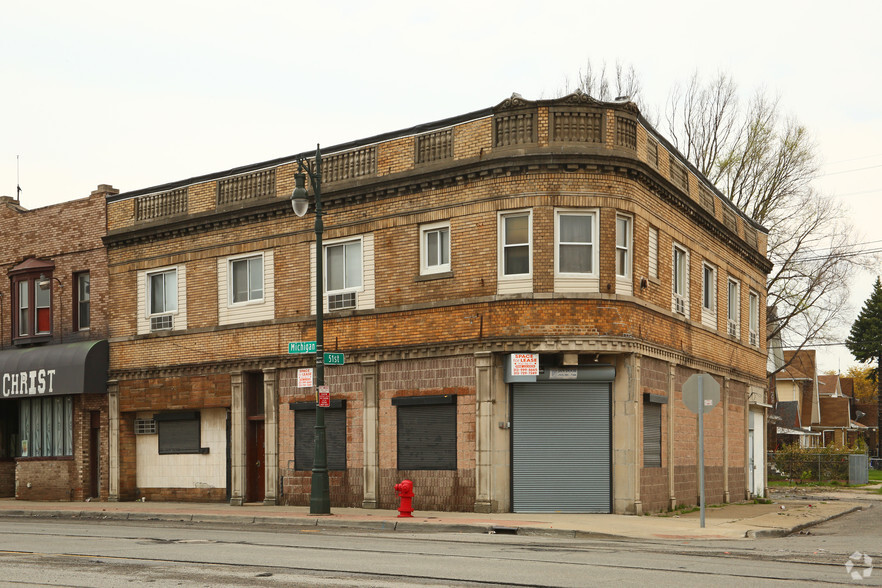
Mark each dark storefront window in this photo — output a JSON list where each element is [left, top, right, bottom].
[[155, 411, 205, 454], [16, 396, 73, 457], [292, 401, 346, 471], [394, 395, 457, 470]]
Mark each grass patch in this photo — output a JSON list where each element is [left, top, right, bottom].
[[868, 469, 882, 483]]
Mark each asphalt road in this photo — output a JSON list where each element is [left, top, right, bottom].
[[0, 501, 879, 587]]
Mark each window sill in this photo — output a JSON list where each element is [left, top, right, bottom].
[[13, 335, 52, 347], [415, 271, 454, 282]]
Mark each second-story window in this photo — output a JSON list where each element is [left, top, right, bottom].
[[749, 290, 760, 347], [148, 269, 177, 331], [18, 280, 30, 337], [325, 239, 362, 311], [615, 215, 632, 279], [11, 268, 55, 342], [556, 211, 595, 275], [501, 211, 531, 277], [420, 221, 450, 275], [701, 262, 717, 329], [230, 255, 264, 304], [74, 272, 90, 331], [727, 278, 741, 338], [672, 244, 689, 315]]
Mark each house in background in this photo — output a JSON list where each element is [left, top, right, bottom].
[[771, 349, 821, 448]]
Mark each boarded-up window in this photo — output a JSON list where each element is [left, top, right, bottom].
[[292, 401, 346, 471], [156, 411, 203, 455], [394, 395, 456, 470], [643, 397, 663, 468]]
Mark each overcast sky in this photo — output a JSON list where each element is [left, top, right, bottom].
[[2, 1, 880, 373]]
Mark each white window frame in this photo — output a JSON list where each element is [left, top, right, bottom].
[[672, 244, 688, 315], [324, 236, 364, 305], [701, 262, 717, 329], [420, 221, 451, 275], [616, 213, 633, 295], [147, 268, 178, 317], [615, 214, 632, 280], [498, 210, 532, 279], [555, 209, 597, 277], [727, 277, 741, 338], [228, 253, 264, 306], [749, 290, 760, 347]]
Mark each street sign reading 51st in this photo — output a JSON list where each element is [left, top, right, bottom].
[[288, 341, 317, 354]]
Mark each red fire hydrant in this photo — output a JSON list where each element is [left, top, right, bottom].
[[394, 479, 414, 518]]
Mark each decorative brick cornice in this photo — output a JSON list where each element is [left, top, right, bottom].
[[104, 148, 770, 272], [109, 334, 761, 387]]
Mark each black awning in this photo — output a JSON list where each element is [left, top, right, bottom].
[[0, 340, 108, 399]]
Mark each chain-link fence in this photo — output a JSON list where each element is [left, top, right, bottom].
[[768, 451, 868, 484]]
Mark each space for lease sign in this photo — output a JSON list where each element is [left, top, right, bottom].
[[510, 353, 539, 376]]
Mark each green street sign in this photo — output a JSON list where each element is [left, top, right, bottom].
[[324, 352, 345, 365], [288, 341, 317, 354]]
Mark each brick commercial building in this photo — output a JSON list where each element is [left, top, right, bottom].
[[103, 92, 771, 513], [0, 187, 113, 501]]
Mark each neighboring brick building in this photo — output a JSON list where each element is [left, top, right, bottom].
[[103, 92, 771, 513], [0, 187, 113, 501]]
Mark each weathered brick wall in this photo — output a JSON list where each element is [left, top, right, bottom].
[[0, 189, 110, 347], [640, 356, 670, 511], [377, 356, 476, 511], [279, 363, 365, 507], [118, 374, 231, 413], [0, 461, 14, 497], [15, 459, 74, 500]]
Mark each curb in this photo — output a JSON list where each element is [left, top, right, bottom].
[[745, 504, 864, 538]]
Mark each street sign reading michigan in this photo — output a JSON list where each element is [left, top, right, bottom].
[[288, 341, 317, 354]]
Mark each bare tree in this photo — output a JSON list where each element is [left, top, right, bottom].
[[560, 65, 867, 374], [559, 60, 647, 112], [664, 74, 865, 373]]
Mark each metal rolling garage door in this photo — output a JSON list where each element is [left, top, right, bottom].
[[512, 382, 611, 513]]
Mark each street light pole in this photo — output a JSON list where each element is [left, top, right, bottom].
[[291, 144, 330, 515]]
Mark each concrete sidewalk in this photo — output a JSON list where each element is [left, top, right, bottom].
[[0, 494, 866, 541]]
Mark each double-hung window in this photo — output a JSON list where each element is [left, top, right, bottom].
[[615, 215, 632, 279], [75, 272, 90, 331], [326, 239, 362, 311], [420, 221, 450, 275], [556, 211, 595, 275], [749, 290, 760, 347], [148, 269, 177, 331], [18, 280, 30, 337], [501, 212, 530, 276], [10, 263, 56, 342], [498, 210, 532, 294], [230, 255, 263, 304], [672, 245, 688, 315], [727, 278, 740, 338], [615, 214, 633, 294], [701, 262, 716, 328]]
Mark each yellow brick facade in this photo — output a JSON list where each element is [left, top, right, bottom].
[[103, 93, 771, 512]]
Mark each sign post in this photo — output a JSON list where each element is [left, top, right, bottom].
[[682, 373, 720, 528]]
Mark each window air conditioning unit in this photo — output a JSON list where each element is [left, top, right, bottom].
[[328, 292, 356, 311], [135, 419, 157, 435], [727, 321, 737, 337], [150, 314, 174, 331], [749, 332, 758, 346], [674, 297, 685, 315]]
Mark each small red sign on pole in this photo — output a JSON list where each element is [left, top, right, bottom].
[[317, 385, 330, 408]]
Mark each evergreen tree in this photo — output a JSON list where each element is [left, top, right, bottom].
[[846, 277, 882, 455]]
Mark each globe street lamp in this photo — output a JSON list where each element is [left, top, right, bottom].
[[291, 144, 330, 515]]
